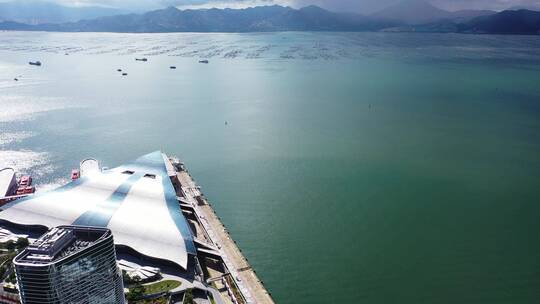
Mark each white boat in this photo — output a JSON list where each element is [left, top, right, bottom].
[[0, 168, 17, 198]]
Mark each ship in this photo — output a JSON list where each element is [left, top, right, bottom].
[[0, 168, 17, 199]]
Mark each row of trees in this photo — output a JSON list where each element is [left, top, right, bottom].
[[125, 275, 146, 302], [0, 238, 30, 292]]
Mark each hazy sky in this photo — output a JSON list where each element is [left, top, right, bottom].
[[19, 0, 540, 13]]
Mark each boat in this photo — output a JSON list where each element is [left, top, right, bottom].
[[29, 61, 41, 66], [199, 60, 209, 64], [15, 187, 24, 195], [135, 58, 148, 62], [16, 185, 35, 195], [19, 175, 32, 186], [14, 175, 35, 196], [0, 168, 17, 198], [170, 66, 177, 69], [71, 169, 80, 181], [117, 69, 122, 72], [26, 186, 35, 194]]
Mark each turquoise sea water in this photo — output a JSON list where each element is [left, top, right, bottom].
[[1, 32, 540, 303]]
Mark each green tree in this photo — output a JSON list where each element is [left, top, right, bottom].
[[122, 270, 132, 284], [6, 269, 17, 284], [5, 241, 15, 251], [15, 238, 29, 249], [183, 289, 193, 304], [0, 265, 8, 280], [126, 276, 145, 302]]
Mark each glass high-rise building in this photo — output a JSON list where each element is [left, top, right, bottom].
[[13, 226, 125, 304]]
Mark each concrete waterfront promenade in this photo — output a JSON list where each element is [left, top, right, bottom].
[[170, 157, 275, 304]]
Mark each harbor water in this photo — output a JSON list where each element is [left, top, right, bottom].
[[1, 31, 540, 303]]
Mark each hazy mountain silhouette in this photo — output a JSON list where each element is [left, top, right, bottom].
[[448, 10, 497, 22], [0, 0, 124, 24], [371, 0, 494, 24], [0, 5, 398, 32], [0, 3, 538, 35], [508, 4, 540, 12], [459, 9, 540, 34], [372, 0, 451, 24]]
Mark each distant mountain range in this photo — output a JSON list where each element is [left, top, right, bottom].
[[0, 0, 125, 24], [371, 0, 495, 24], [0, 5, 399, 32], [459, 9, 540, 35], [0, 0, 539, 35]]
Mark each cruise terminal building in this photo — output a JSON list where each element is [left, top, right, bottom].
[[0, 152, 196, 270]]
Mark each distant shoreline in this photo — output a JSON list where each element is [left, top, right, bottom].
[[1, 29, 539, 36]]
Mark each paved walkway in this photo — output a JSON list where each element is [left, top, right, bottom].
[[148, 273, 226, 304]]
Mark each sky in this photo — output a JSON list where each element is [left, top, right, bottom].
[[10, 0, 540, 13]]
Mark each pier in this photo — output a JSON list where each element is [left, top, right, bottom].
[[1, 153, 275, 304], [168, 156, 275, 304]]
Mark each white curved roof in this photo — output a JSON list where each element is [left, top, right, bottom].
[[0, 152, 195, 269], [80, 158, 100, 176]]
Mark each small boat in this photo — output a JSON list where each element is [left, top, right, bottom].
[[25, 186, 35, 194], [19, 175, 32, 186], [0, 168, 17, 198], [15, 187, 24, 195], [29, 61, 41, 66], [135, 58, 148, 62], [117, 69, 122, 72], [199, 60, 209, 64], [170, 66, 177, 69], [71, 169, 80, 181], [16, 185, 35, 195], [14, 78, 18, 81], [122, 73, 128, 76]]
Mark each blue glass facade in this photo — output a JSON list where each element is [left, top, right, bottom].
[[14, 226, 125, 304]]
